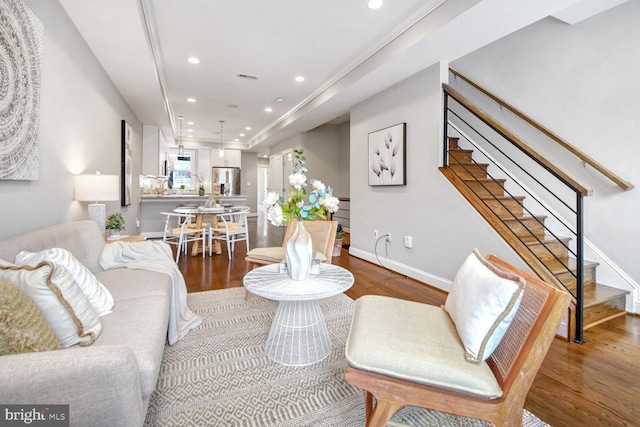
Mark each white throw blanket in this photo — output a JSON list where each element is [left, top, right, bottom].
[[99, 240, 203, 345]]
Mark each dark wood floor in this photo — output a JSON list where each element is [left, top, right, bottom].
[[176, 216, 639, 427]]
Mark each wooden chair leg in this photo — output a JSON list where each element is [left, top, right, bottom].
[[366, 396, 402, 427], [365, 391, 374, 424]]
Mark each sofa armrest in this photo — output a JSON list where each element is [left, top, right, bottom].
[[0, 346, 145, 427]]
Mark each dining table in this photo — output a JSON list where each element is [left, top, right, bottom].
[[173, 206, 226, 256]]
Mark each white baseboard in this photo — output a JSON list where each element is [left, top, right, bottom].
[[348, 247, 453, 293]]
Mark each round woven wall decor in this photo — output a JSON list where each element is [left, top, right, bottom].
[[0, 0, 43, 180]]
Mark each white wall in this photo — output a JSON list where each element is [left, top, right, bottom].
[[349, 65, 518, 291], [241, 152, 258, 213], [301, 124, 342, 196], [450, 1, 639, 306], [267, 124, 348, 201], [0, 0, 142, 240], [337, 121, 351, 199]]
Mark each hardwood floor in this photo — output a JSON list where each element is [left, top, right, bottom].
[[175, 216, 639, 427]]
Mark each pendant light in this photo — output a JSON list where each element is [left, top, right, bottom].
[[218, 120, 225, 158], [177, 116, 185, 155]]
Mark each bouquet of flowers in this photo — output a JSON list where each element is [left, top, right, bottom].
[[263, 149, 339, 226], [194, 172, 205, 190]]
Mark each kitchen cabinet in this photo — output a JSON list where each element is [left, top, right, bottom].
[[142, 125, 167, 175], [212, 149, 241, 168]]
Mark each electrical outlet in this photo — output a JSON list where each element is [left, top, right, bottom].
[[404, 235, 413, 248], [136, 218, 140, 228], [373, 229, 379, 239], [386, 232, 391, 242]]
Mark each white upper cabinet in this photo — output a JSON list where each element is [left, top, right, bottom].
[[142, 125, 167, 175], [212, 149, 241, 167]]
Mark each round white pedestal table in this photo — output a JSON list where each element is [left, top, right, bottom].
[[243, 263, 354, 366]]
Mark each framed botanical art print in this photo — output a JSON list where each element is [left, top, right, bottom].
[[368, 123, 406, 186], [121, 120, 133, 206]]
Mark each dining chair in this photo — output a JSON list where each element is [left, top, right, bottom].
[[160, 211, 207, 262], [245, 220, 338, 269], [208, 208, 250, 259], [244, 220, 338, 300], [344, 252, 571, 427]]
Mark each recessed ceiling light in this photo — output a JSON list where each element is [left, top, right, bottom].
[[275, 97, 285, 102], [187, 121, 194, 125], [188, 57, 200, 64], [265, 107, 273, 112], [234, 138, 239, 142], [187, 98, 196, 103], [187, 129, 193, 133], [177, 116, 184, 120], [367, 0, 383, 9], [295, 76, 305, 82], [245, 126, 252, 131], [263, 154, 268, 158], [239, 133, 245, 137]]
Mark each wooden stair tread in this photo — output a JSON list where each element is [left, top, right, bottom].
[[461, 177, 506, 184], [480, 195, 525, 202], [502, 214, 547, 222], [584, 282, 630, 307], [521, 234, 571, 245], [546, 257, 599, 274]]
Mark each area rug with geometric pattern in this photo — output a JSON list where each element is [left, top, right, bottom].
[[144, 287, 550, 427]]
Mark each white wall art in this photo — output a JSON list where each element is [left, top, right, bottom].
[[368, 123, 406, 186], [121, 120, 133, 206], [0, 0, 43, 180]]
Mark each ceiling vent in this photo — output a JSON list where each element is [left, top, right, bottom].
[[237, 73, 259, 81]]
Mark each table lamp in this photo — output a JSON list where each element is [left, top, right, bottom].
[[74, 172, 119, 231]]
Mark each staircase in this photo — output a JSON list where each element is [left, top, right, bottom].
[[441, 136, 629, 340]]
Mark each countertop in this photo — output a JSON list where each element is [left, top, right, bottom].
[[140, 194, 247, 201]]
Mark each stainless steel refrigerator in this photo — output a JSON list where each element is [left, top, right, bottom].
[[212, 167, 241, 196]]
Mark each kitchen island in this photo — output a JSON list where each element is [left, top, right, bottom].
[[140, 194, 248, 238]]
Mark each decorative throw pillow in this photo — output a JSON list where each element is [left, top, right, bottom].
[[0, 260, 101, 348], [0, 279, 61, 355], [15, 248, 114, 316], [444, 249, 525, 363]]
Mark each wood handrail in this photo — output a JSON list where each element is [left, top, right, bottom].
[[449, 68, 634, 191], [443, 83, 592, 197]]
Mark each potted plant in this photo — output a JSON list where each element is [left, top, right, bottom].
[[332, 224, 344, 257], [195, 173, 206, 196], [105, 212, 125, 238]]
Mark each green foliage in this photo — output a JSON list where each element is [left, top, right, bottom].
[[105, 212, 125, 232]]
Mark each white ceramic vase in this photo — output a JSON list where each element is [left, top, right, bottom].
[[285, 220, 313, 281]]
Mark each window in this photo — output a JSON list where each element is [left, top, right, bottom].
[[167, 148, 196, 189]]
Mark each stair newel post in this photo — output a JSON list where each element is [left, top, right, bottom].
[[574, 193, 585, 343]]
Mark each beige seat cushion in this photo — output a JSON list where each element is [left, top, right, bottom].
[[345, 295, 502, 399], [246, 247, 326, 263]]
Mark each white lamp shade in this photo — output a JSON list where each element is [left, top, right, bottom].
[[74, 173, 119, 202]]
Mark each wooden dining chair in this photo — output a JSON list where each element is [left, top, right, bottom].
[[244, 220, 338, 299], [160, 212, 206, 262], [344, 253, 571, 427], [208, 208, 250, 259], [245, 220, 338, 269]]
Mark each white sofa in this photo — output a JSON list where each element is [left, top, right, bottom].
[[0, 221, 172, 427]]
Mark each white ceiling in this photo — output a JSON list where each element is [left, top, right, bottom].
[[58, 0, 621, 156]]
